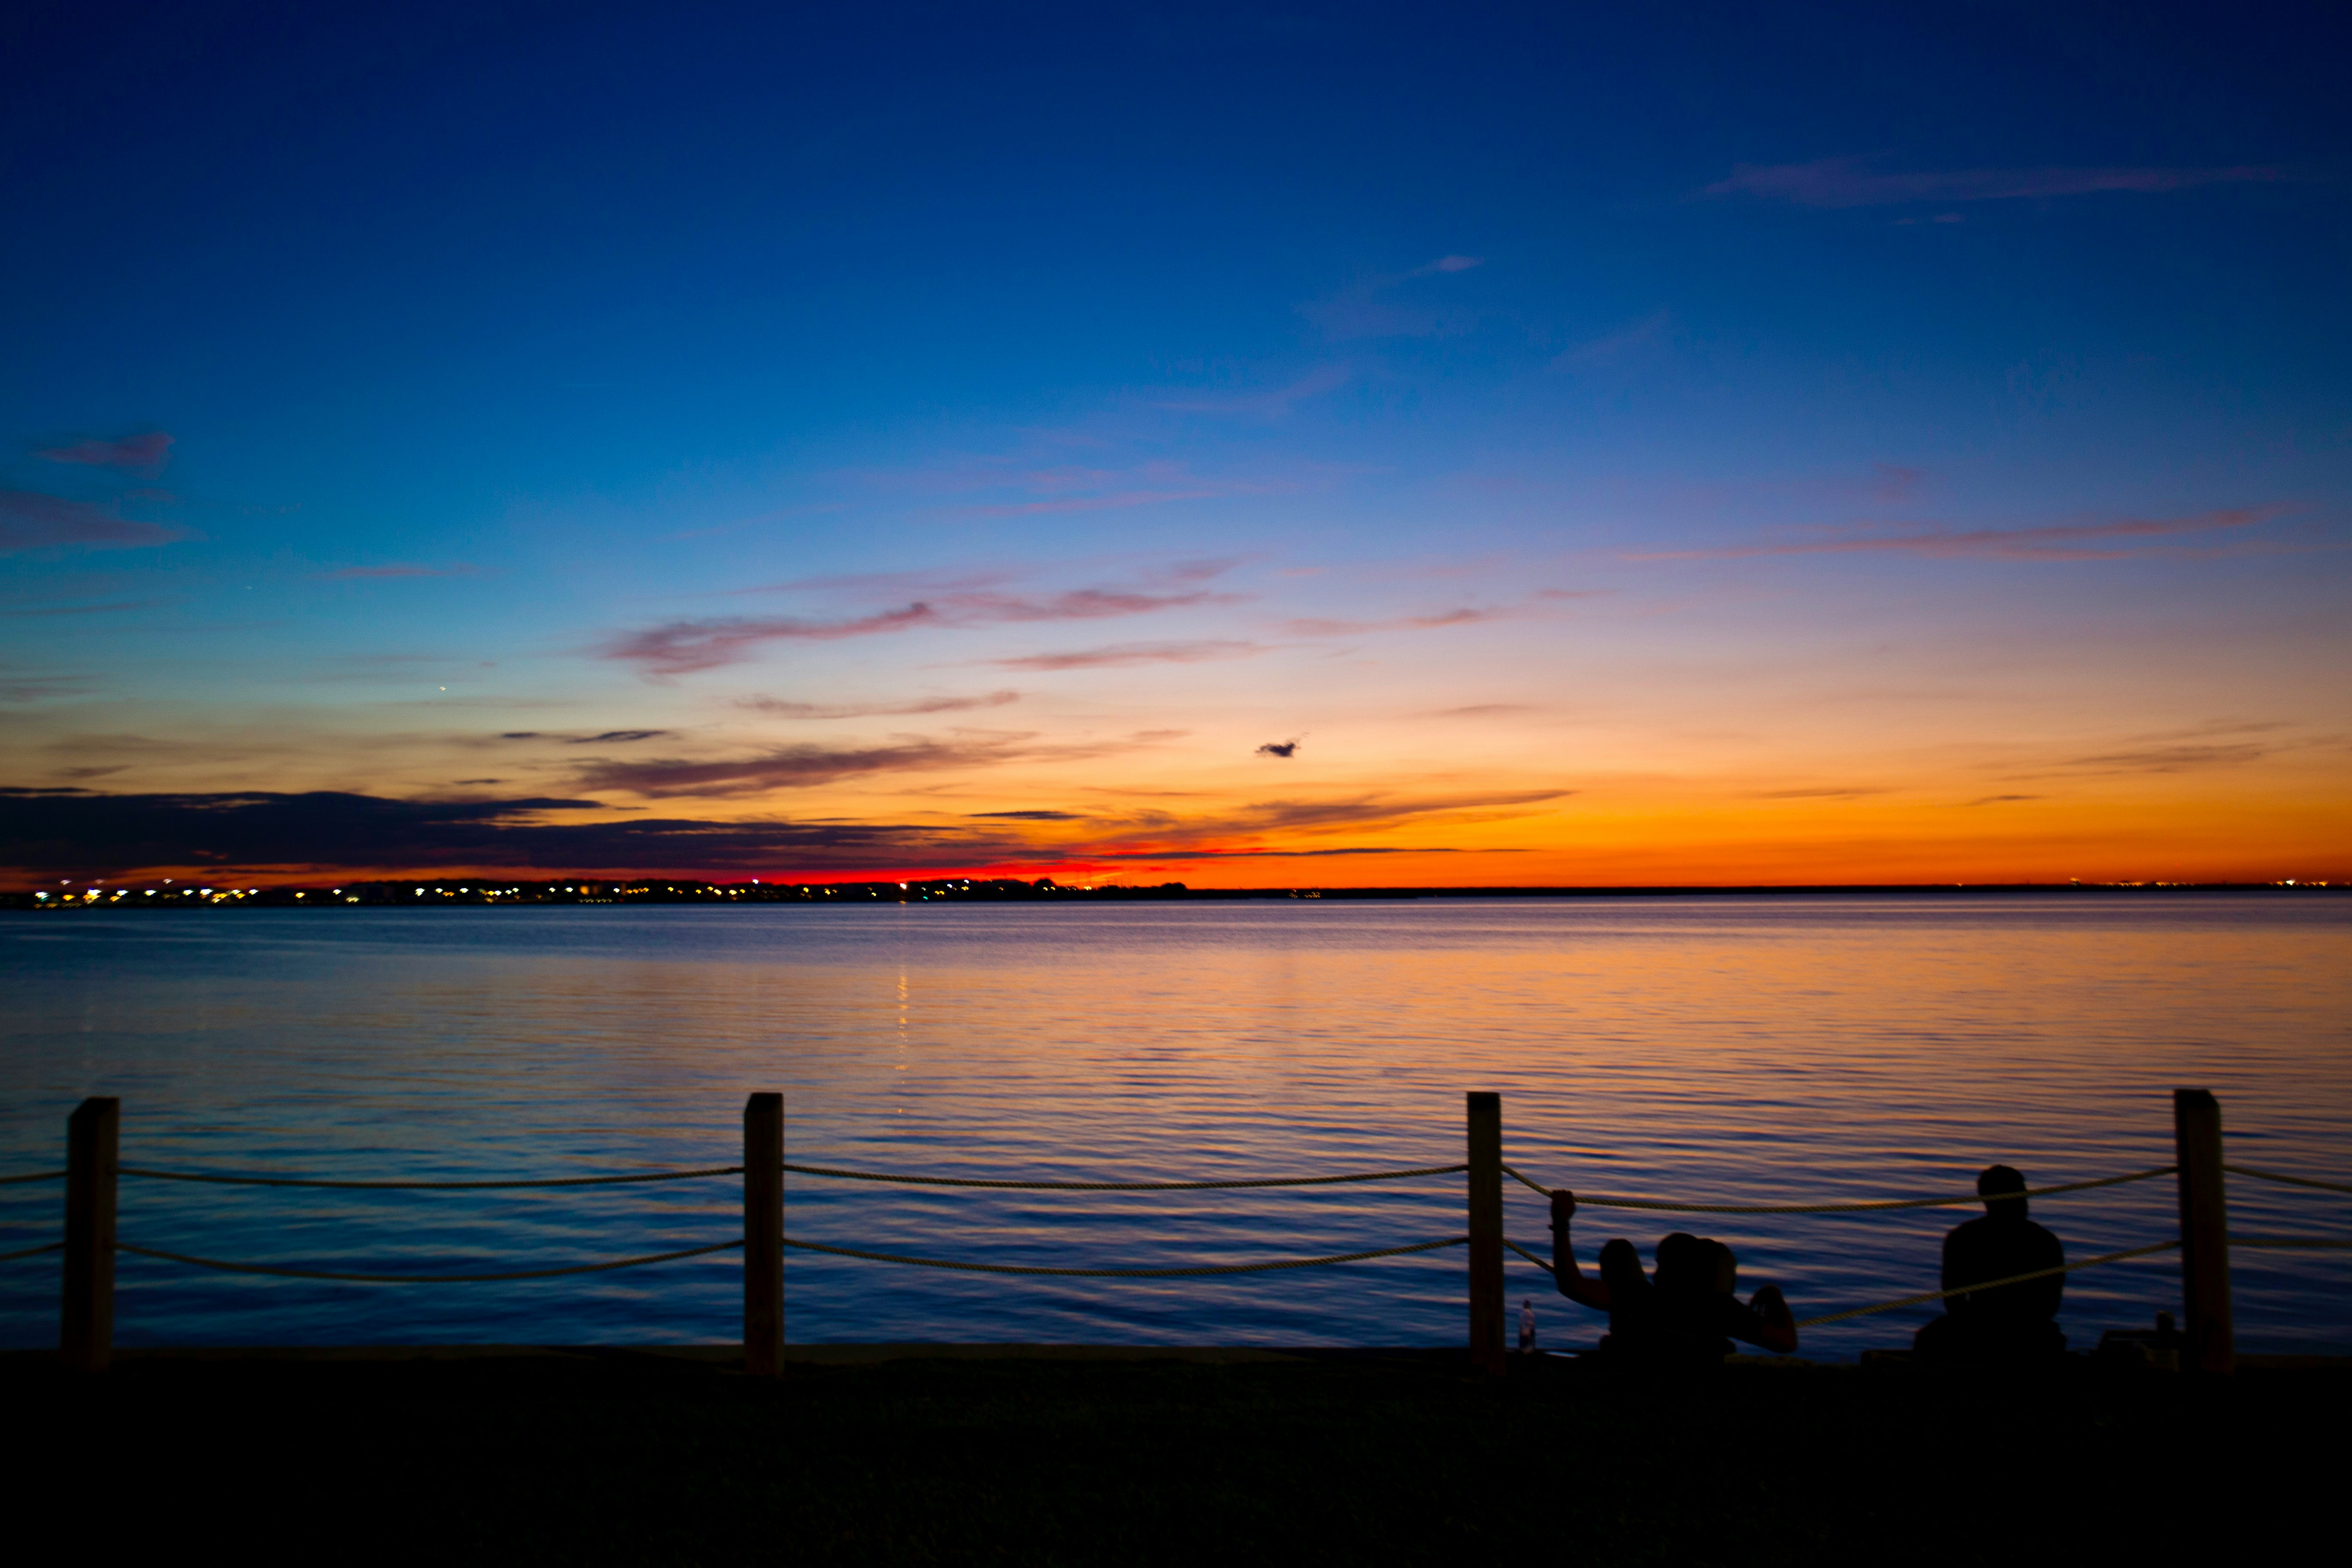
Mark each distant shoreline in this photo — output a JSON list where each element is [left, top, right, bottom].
[[6, 877, 2342, 910]]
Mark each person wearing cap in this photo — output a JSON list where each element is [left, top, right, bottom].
[[1913, 1164, 2067, 1360]]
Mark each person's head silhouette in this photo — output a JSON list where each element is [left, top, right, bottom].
[[1978, 1164, 2028, 1221], [1654, 1231, 1714, 1293]]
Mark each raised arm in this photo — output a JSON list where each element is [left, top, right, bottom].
[[1724, 1284, 1798, 1354], [1549, 1190, 1611, 1311]]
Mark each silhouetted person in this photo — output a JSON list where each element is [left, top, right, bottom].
[[1913, 1164, 2066, 1361], [1548, 1189, 1796, 1365]]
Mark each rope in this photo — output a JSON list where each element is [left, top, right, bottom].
[[1505, 1238, 1556, 1274], [117, 1163, 743, 1191], [2226, 1164, 2352, 1196], [2230, 1235, 2352, 1249], [1498, 1162, 2175, 1215], [1792, 1240, 2182, 1327], [782, 1233, 1471, 1277], [0, 1240, 64, 1263], [781, 1161, 1469, 1192], [0, 1170, 67, 1187], [116, 1238, 741, 1283]]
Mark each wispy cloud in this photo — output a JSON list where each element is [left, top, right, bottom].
[[2060, 743, 2271, 773], [739, 690, 1021, 719], [1626, 506, 2283, 563], [968, 809, 1080, 821], [313, 563, 480, 580], [606, 573, 1245, 678], [1550, 309, 1671, 371], [570, 733, 1129, 799], [0, 597, 179, 618], [35, 432, 173, 474], [1284, 607, 1504, 637], [1752, 787, 1892, 799], [1704, 157, 2284, 209], [1154, 365, 1354, 418], [990, 640, 1262, 671], [0, 490, 189, 554]]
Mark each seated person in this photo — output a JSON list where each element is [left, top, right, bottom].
[[1913, 1164, 2067, 1360], [1548, 1189, 1797, 1365]]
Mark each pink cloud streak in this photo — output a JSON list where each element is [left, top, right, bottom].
[[1705, 158, 2283, 208]]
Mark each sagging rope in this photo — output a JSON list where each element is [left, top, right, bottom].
[[116, 1237, 742, 1283], [1793, 1240, 2184, 1326], [116, 1163, 744, 1191], [0, 1240, 64, 1263], [2226, 1164, 2352, 1195], [1497, 1161, 2175, 1214], [0, 1170, 66, 1187], [781, 1161, 1469, 1191], [783, 1234, 1471, 1277], [1498, 1236, 2189, 1329]]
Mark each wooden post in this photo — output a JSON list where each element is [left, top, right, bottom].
[[2174, 1087, 2233, 1375], [744, 1092, 784, 1375], [1467, 1091, 1504, 1375], [61, 1096, 119, 1373]]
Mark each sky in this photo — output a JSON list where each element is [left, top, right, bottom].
[[3, 0, 2348, 887]]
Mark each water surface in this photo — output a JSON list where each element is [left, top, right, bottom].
[[4, 895, 2347, 1357]]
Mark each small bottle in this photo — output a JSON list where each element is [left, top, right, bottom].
[[1518, 1298, 1537, 1354]]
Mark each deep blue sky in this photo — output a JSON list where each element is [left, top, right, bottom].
[[4, 2, 2347, 884]]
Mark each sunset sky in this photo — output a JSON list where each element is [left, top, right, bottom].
[[4, 2, 2347, 886]]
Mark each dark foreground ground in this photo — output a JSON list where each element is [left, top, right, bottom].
[[4, 1346, 2342, 1566]]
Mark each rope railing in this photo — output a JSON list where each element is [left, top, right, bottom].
[[1496, 1161, 2176, 1214], [113, 1237, 744, 1283], [2225, 1164, 2352, 1196], [116, 1163, 744, 1190], [14, 1091, 2345, 1371], [1791, 1240, 2186, 1328], [780, 1160, 1468, 1191], [782, 1234, 1471, 1277]]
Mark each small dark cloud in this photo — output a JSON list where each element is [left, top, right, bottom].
[[967, 810, 1081, 821], [1964, 794, 2043, 805], [567, 730, 671, 745], [499, 732, 542, 740], [451, 778, 505, 785], [1430, 704, 1536, 718], [1, 490, 189, 554], [1256, 740, 1302, 758], [36, 432, 173, 474]]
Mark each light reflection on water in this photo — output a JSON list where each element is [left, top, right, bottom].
[[3, 895, 2347, 1358]]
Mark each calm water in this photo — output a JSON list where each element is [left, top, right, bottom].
[[3, 896, 2348, 1358]]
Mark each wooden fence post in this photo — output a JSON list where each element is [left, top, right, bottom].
[[745, 1092, 784, 1375], [1467, 1091, 1504, 1375], [2173, 1087, 2233, 1375], [61, 1096, 119, 1373]]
